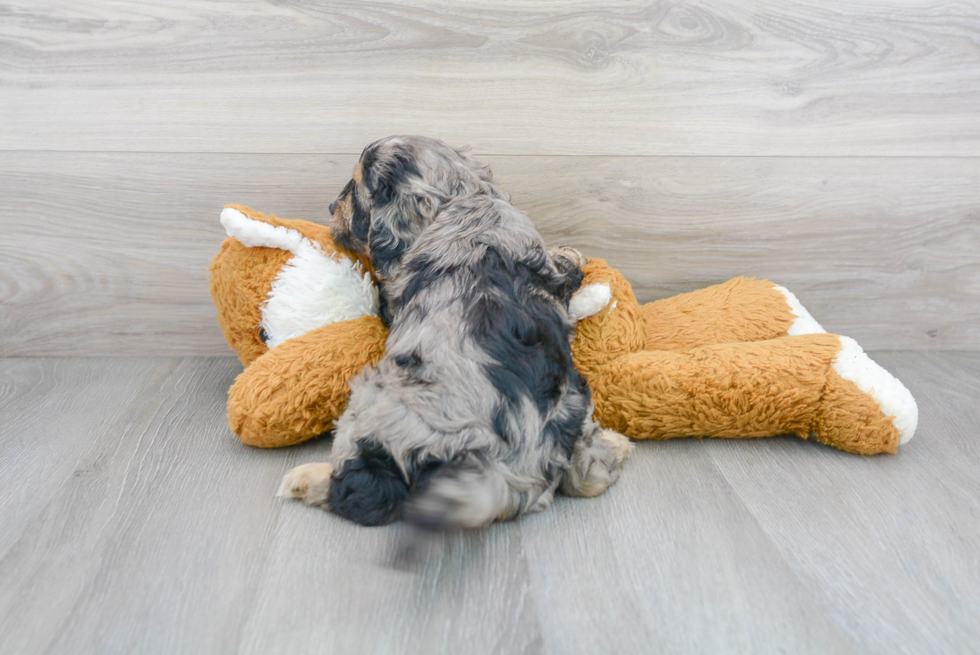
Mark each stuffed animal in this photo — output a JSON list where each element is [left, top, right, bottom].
[[209, 205, 917, 455]]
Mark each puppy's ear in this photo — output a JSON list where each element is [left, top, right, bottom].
[[371, 186, 444, 262], [360, 143, 403, 207], [369, 190, 445, 277]]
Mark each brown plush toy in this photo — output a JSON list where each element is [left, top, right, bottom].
[[210, 205, 917, 455]]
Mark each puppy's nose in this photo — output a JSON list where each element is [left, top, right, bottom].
[[329, 202, 336, 214]]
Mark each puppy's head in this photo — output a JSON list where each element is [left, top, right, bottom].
[[329, 136, 495, 276]]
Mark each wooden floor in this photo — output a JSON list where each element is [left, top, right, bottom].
[[1, 351, 977, 654]]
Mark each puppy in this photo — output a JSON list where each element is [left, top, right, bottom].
[[279, 136, 630, 528]]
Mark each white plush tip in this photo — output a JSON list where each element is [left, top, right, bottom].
[[569, 283, 613, 321], [773, 284, 826, 335], [220, 207, 318, 256], [832, 336, 919, 444]]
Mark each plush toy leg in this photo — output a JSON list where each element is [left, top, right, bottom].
[[572, 259, 649, 370], [572, 261, 824, 365], [641, 277, 825, 351], [227, 315, 387, 448], [587, 333, 916, 455]]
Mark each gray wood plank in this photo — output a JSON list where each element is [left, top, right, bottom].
[[0, 356, 274, 654], [1, 152, 977, 355], [1, 1, 978, 156], [702, 351, 980, 653], [519, 449, 857, 654], [238, 512, 542, 655], [0, 353, 978, 654], [0, 357, 173, 561]]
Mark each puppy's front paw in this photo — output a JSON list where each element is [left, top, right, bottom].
[[277, 462, 335, 505]]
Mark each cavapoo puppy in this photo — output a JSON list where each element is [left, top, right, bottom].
[[279, 135, 630, 528]]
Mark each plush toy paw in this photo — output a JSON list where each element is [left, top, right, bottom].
[[569, 283, 613, 322], [814, 337, 919, 454], [277, 462, 335, 505]]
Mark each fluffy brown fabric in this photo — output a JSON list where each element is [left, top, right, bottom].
[[641, 276, 795, 351], [571, 261, 900, 455], [227, 316, 386, 448]]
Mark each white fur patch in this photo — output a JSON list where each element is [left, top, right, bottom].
[[773, 285, 826, 335], [220, 207, 379, 348], [569, 283, 612, 321], [832, 336, 919, 444]]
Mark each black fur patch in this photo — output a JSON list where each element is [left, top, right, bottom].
[[465, 246, 586, 440], [360, 144, 379, 176], [369, 227, 410, 278], [332, 226, 359, 255], [362, 146, 428, 277], [327, 439, 409, 526], [491, 404, 516, 445], [406, 454, 449, 495], [551, 255, 586, 306], [376, 288, 393, 328], [350, 185, 371, 243], [393, 348, 431, 386], [541, 372, 591, 459], [393, 348, 422, 369]]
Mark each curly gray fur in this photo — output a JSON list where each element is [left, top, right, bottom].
[[284, 136, 630, 529]]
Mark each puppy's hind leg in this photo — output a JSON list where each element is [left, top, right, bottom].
[[560, 419, 632, 498], [277, 462, 335, 506]]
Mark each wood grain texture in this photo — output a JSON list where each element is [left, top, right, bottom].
[[0, 353, 977, 654], [1, 1, 979, 155], [1, 152, 977, 355]]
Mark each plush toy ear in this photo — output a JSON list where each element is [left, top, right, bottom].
[[221, 205, 328, 254]]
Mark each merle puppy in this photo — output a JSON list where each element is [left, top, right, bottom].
[[278, 136, 630, 528]]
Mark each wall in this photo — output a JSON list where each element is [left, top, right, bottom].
[[1, 0, 978, 355]]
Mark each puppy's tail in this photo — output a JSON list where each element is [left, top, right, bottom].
[[403, 455, 513, 530]]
